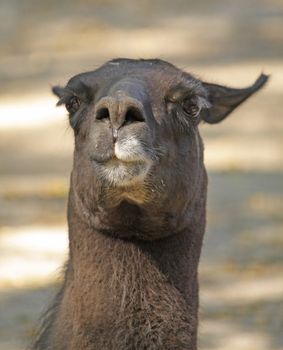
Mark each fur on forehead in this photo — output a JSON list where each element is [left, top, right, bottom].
[[102, 59, 210, 103], [54, 59, 209, 102], [65, 58, 202, 90], [106, 58, 179, 70]]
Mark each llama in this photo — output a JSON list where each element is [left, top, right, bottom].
[[31, 59, 268, 350]]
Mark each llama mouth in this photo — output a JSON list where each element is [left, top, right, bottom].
[[91, 157, 151, 186], [91, 155, 145, 165]]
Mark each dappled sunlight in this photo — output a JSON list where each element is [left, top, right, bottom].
[[0, 96, 65, 129], [1, 0, 282, 348], [200, 320, 270, 350], [199, 279, 283, 349], [201, 274, 283, 305], [0, 226, 67, 287]]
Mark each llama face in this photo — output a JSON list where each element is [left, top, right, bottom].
[[53, 59, 268, 212], [54, 59, 208, 206]]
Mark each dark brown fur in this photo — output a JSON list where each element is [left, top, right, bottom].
[[30, 59, 268, 350]]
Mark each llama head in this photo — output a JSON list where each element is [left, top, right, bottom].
[[53, 59, 268, 236]]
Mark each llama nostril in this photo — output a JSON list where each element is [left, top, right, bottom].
[[124, 107, 145, 125], [96, 107, 110, 120]]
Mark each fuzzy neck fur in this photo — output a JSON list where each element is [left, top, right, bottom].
[[34, 171, 207, 350]]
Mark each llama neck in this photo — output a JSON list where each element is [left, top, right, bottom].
[[57, 198, 206, 349], [70, 215, 205, 298], [67, 197, 206, 305]]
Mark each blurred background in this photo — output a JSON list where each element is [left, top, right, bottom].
[[0, 0, 282, 349]]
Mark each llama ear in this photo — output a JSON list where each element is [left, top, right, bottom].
[[52, 86, 68, 106], [52, 86, 65, 98], [201, 74, 269, 124]]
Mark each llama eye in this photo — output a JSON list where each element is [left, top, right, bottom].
[[182, 98, 200, 118], [66, 96, 81, 114]]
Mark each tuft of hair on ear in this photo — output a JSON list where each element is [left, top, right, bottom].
[[197, 96, 211, 110], [201, 73, 270, 124]]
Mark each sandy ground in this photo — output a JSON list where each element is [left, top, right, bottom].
[[0, 0, 283, 349]]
